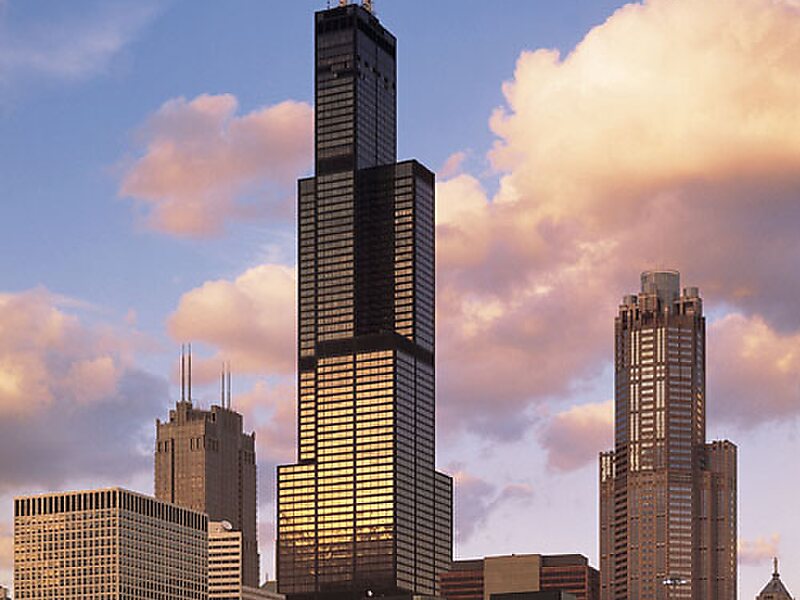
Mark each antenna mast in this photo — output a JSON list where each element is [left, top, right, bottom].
[[180, 344, 185, 402]]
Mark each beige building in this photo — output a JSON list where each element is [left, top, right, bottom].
[[209, 521, 284, 600], [0, 585, 9, 599], [156, 399, 258, 587], [13, 488, 207, 600]]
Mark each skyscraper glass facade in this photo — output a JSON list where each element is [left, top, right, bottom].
[[278, 5, 452, 599], [599, 271, 736, 600]]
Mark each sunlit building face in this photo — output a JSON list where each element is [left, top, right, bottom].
[[599, 271, 737, 600], [277, 4, 452, 599]]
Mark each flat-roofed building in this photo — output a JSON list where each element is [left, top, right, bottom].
[[14, 488, 207, 600], [442, 555, 598, 600], [209, 521, 284, 600]]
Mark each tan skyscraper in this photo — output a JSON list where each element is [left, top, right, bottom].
[[156, 368, 259, 588], [14, 488, 207, 600], [599, 270, 737, 600]]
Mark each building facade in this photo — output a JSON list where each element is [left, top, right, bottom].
[[156, 400, 259, 587], [756, 558, 794, 600], [209, 521, 283, 600], [599, 270, 737, 600], [13, 488, 207, 600], [276, 2, 452, 599], [441, 555, 598, 600]]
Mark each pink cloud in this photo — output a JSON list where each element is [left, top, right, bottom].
[[739, 534, 781, 566], [163, 0, 800, 443], [540, 401, 613, 472], [432, 0, 800, 437], [120, 94, 312, 237], [0, 522, 10, 573], [709, 314, 800, 426], [439, 151, 467, 179], [168, 264, 295, 379], [0, 288, 167, 494], [451, 467, 533, 543]]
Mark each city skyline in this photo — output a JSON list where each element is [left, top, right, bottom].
[[2, 1, 800, 598]]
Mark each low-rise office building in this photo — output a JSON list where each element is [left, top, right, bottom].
[[441, 554, 598, 600], [14, 488, 207, 600]]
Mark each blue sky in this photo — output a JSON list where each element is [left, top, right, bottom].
[[2, 1, 800, 598]]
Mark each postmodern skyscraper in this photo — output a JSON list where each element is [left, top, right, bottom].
[[155, 368, 259, 588], [277, 2, 453, 598], [599, 270, 737, 600]]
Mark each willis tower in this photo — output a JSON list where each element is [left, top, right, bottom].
[[277, 2, 453, 599]]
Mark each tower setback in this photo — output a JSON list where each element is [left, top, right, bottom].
[[276, 4, 453, 599]]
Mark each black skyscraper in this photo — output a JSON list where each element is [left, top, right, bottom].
[[277, 3, 453, 600]]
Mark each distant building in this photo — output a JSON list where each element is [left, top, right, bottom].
[[441, 555, 598, 600], [156, 393, 259, 587], [756, 558, 794, 600], [0, 584, 9, 599], [599, 271, 737, 600], [14, 488, 207, 599], [209, 521, 284, 600], [492, 593, 576, 600]]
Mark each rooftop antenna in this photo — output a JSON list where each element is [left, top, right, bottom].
[[180, 344, 185, 402], [220, 362, 226, 408], [187, 343, 192, 405], [226, 362, 232, 410]]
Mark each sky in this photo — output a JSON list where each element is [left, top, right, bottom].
[[1, 0, 799, 597]]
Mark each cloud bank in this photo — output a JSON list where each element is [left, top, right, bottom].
[[0, 288, 164, 494], [163, 0, 800, 453], [121, 94, 313, 237]]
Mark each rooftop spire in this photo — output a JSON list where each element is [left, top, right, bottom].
[[774, 556, 779, 577]]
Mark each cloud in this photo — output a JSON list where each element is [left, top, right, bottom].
[[0, 0, 158, 86], [739, 534, 781, 566], [451, 467, 533, 544], [432, 0, 800, 437], [168, 264, 295, 378], [0, 522, 10, 573], [120, 94, 313, 237], [159, 0, 800, 444], [709, 314, 800, 426], [540, 400, 613, 472], [0, 288, 165, 494], [439, 151, 467, 180]]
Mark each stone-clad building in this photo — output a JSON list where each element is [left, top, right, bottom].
[[155, 399, 259, 587]]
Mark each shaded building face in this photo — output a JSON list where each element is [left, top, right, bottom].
[[277, 4, 452, 600], [599, 271, 737, 600]]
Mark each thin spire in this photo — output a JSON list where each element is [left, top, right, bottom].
[[226, 362, 232, 410], [180, 344, 185, 402], [187, 343, 192, 404], [773, 556, 779, 577], [221, 362, 226, 408]]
